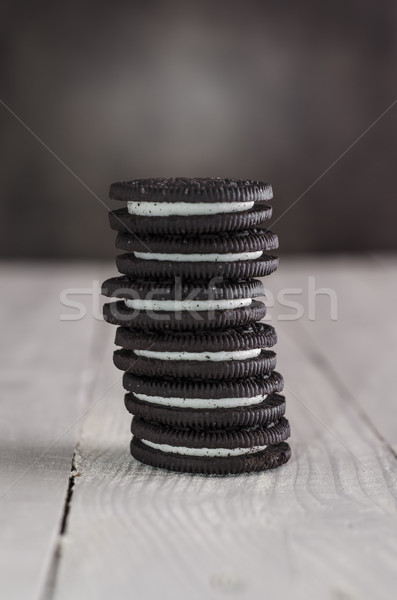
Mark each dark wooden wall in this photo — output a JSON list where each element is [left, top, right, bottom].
[[1, 0, 396, 258]]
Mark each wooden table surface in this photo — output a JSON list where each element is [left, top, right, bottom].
[[1, 257, 397, 600]]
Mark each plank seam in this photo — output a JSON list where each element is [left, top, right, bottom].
[[39, 266, 111, 600], [60, 451, 79, 535]]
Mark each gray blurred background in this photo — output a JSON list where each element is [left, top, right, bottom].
[[1, 0, 396, 259]]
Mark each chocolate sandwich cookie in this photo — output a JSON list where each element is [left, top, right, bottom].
[[125, 392, 286, 429], [116, 237, 278, 280], [123, 371, 284, 428], [113, 323, 277, 380], [109, 177, 273, 235], [114, 228, 278, 280], [116, 251, 278, 280], [102, 276, 267, 331], [130, 416, 291, 474], [110, 204, 272, 236]]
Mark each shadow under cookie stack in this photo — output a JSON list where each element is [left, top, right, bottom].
[[102, 178, 291, 475]]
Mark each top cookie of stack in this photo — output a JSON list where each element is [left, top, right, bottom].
[[102, 178, 290, 474], [109, 177, 273, 235]]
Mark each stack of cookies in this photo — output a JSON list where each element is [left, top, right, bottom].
[[102, 178, 291, 474]]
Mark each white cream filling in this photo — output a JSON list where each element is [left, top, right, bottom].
[[134, 348, 261, 361], [134, 392, 268, 409], [127, 200, 254, 217], [133, 251, 262, 262], [123, 297, 252, 311], [140, 439, 267, 457]]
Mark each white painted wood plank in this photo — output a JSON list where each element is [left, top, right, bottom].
[[270, 254, 397, 452], [0, 264, 104, 600], [53, 259, 397, 600]]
